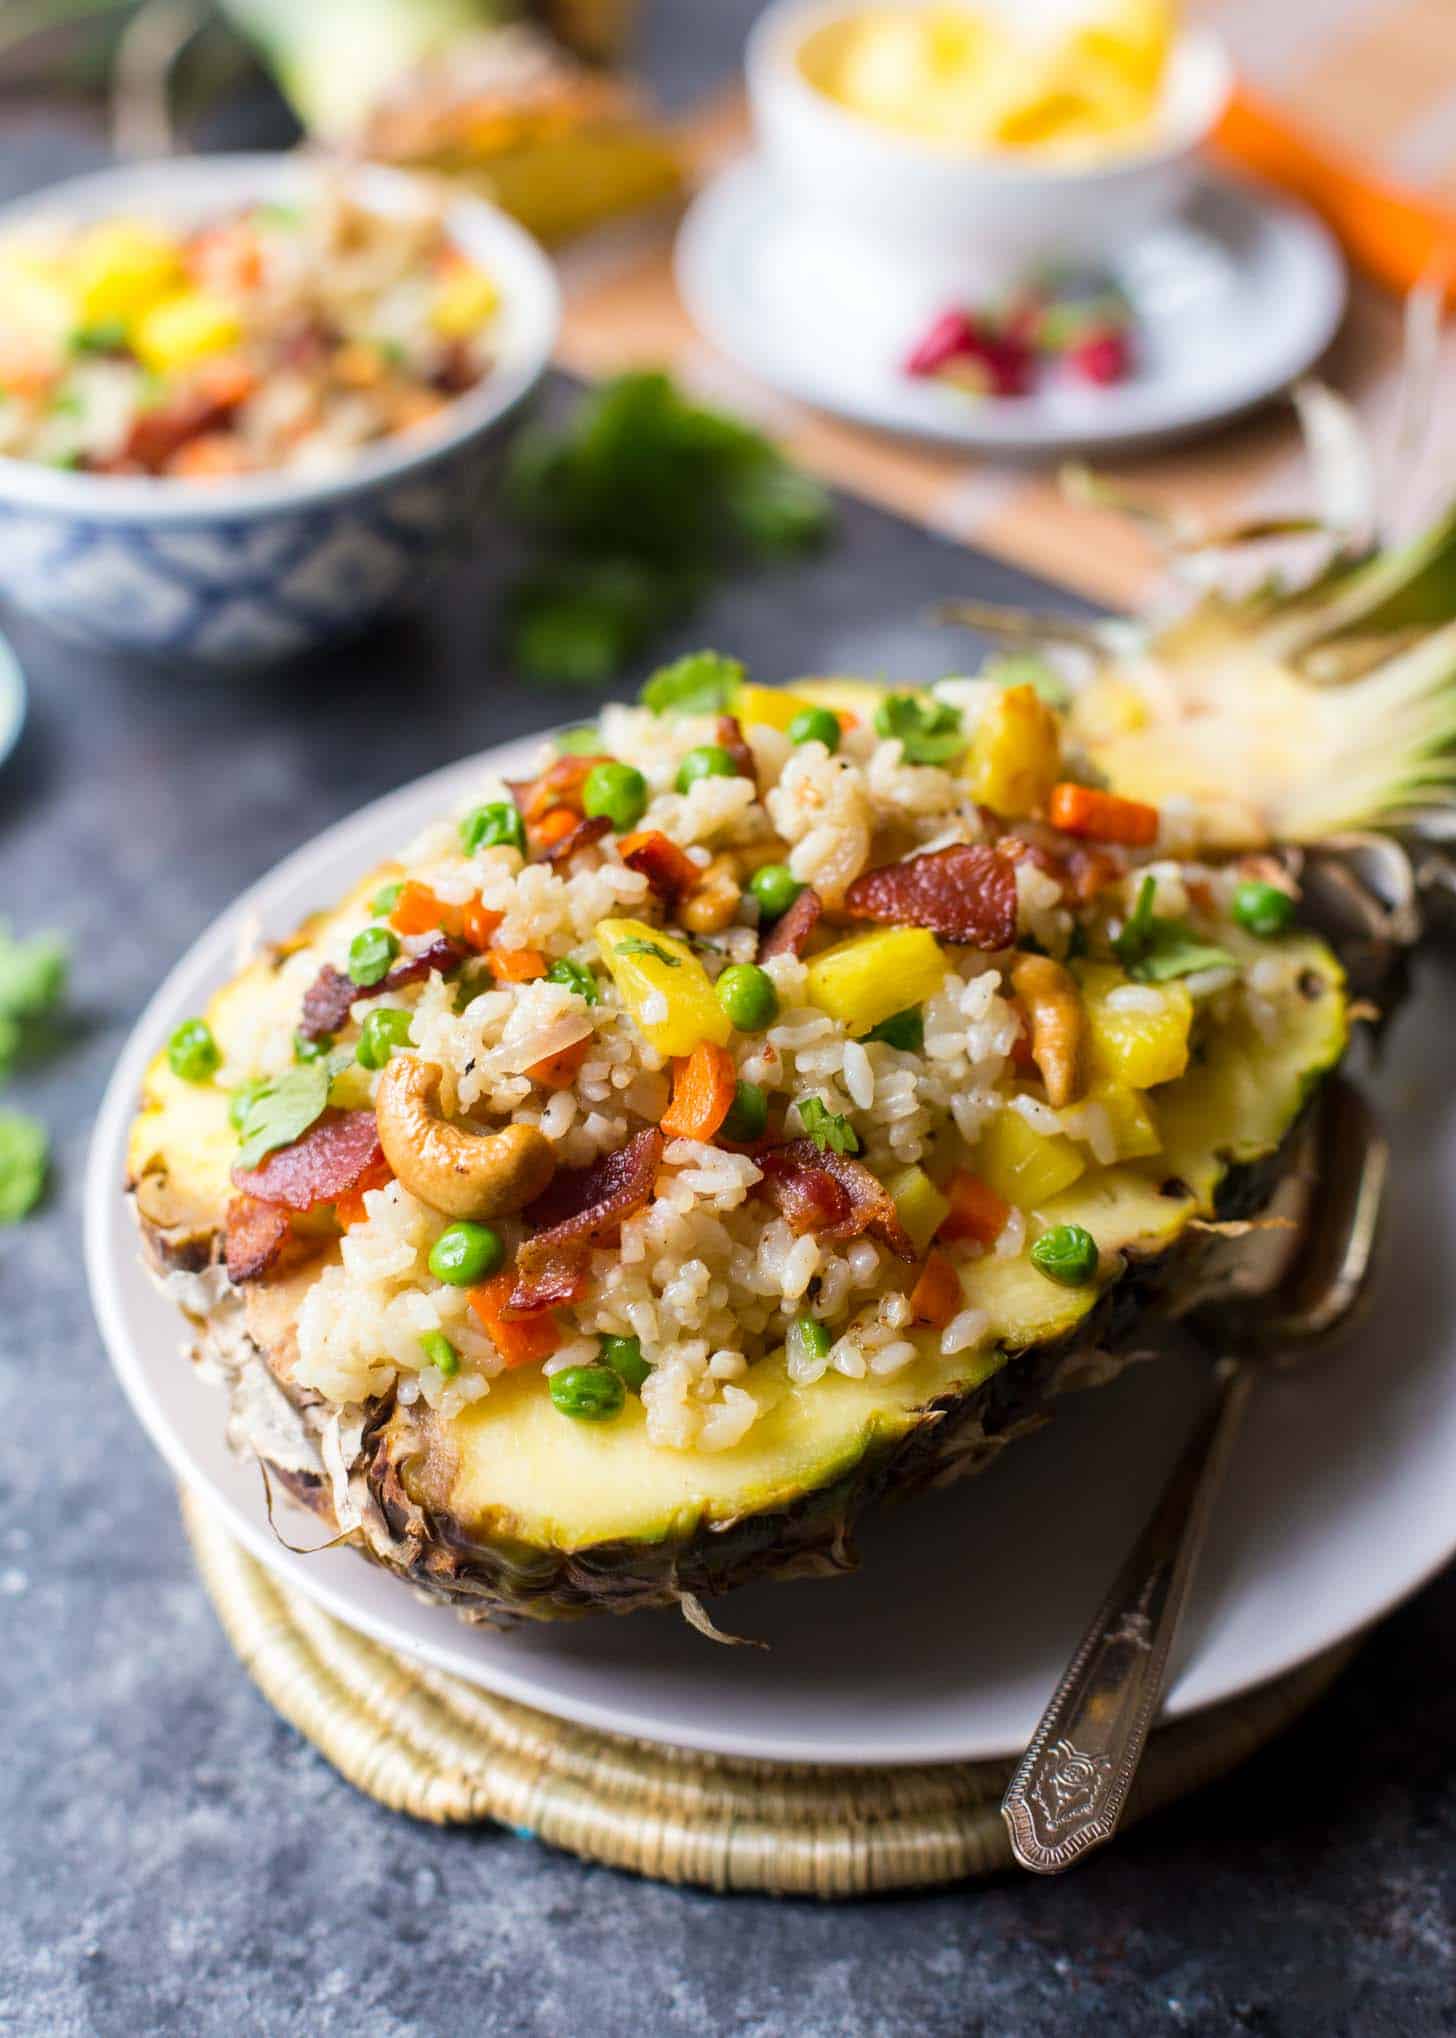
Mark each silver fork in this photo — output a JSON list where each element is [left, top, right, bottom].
[[1001, 1079, 1387, 1874]]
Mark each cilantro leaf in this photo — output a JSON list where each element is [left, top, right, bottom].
[[865, 1007, 924, 1052], [0, 1112, 48, 1223], [640, 651, 745, 718], [546, 958, 600, 1004], [614, 938, 680, 968], [233, 1063, 330, 1172], [797, 1096, 860, 1155], [1114, 877, 1236, 982], [873, 692, 965, 766]]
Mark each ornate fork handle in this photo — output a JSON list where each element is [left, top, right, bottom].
[[1001, 1359, 1255, 1874]]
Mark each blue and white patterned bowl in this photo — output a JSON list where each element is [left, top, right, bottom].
[[0, 156, 560, 665]]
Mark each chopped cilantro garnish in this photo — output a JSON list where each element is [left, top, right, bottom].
[[865, 1007, 924, 1053], [1113, 875, 1237, 982], [0, 921, 68, 1075], [0, 1112, 47, 1223], [614, 938, 680, 968], [797, 1095, 860, 1155], [547, 957, 600, 1004], [640, 651, 744, 717], [233, 1063, 330, 1172], [873, 692, 965, 766]]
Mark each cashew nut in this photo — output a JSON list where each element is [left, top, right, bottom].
[[375, 1058, 556, 1219], [1010, 953, 1084, 1110], [679, 854, 742, 934]]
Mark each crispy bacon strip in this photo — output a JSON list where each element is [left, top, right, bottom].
[[619, 829, 701, 907], [504, 1248, 593, 1317], [508, 1128, 663, 1312], [716, 713, 757, 784], [757, 1139, 917, 1260], [758, 884, 822, 961], [224, 1195, 292, 1284], [539, 813, 610, 868], [231, 1108, 384, 1211], [297, 937, 463, 1041], [844, 845, 1018, 951], [508, 754, 609, 824]]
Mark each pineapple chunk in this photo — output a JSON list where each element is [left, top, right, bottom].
[[1088, 1079, 1162, 1161], [886, 1163, 952, 1255], [431, 263, 500, 339], [597, 917, 731, 1057], [737, 683, 816, 734], [804, 928, 946, 1036], [133, 290, 243, 376], [1079, 962, 1192, 1089], [72, 221, 183, 329], [974, 1106, 1087, 1209], [966, 682, 1061, 818]]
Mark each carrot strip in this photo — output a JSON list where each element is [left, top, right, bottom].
[[489, 946, 547, 983], [1213, 84, 1456, 308], [391, 880, 453, 937], [1048, 782, 1159, 847], [468, 1271, 560, 1368], [660, 1041, 738, 1142], [908, 1249, 962, 1330], [525, 1035, 591, 1088], [460, 898, 502, 952], [533, 806, 579, 850], [938, 1170, 1011, 1249]]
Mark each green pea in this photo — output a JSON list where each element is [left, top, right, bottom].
[[865, 1007, 924, 1052], [370, 881, 403, 916], [356, 1007, 413, 1071], [549, 1365, 626, 1423], [168, 1018, 219, 1083], [676, 744, 738, 794], [228, 1077, 268, 1132], [293, 1029, 332, 1062], [600, 1334, 649, 1393], [1030, 1223, 1100, 1288], [418, 1330, 460, 1379], [460, 801, 525, 855], [347, 925, 399, 988], [721, 1079, 768, 1144], [1231, 880, 1295, 940], [546, 957, 599, 1005], [748, 864, 804, 921], [792, 1313, 832, 1360], [786, 706, 841, 753], [581, 760, 648, 833], [715, 963, 778, 1032], [428, 1220, 504, 1287]]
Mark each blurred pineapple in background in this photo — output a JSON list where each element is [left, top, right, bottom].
[[223, 0, 680, 243]]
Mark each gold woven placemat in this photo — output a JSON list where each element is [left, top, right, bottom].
[[181, 1488, 1354, 1895]]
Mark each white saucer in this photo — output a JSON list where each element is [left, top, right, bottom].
[[676, 160, 1348, 456], [87, 739, 1456, 1766]]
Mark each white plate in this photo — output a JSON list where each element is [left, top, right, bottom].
[[676, 160, 1347, 455], [87, 737, 1456, 1765]]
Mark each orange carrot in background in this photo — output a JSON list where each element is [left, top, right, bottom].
[[1048, 782, 1159, 847], [468, 1271, 560, 1367], [390, 880, 452, 937], [489, 946, 548, 983], [939, 1170, 1011, 1249], [460, 898, 502, 952], [909, 1250, 962, 1329], [1212, 83, 1456, 306], [525, 1035, 592, 1088], [660, 1041, 737, 1141], [533, 806, 580, 849]]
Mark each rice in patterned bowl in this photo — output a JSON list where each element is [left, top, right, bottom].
[[127, 653, 1347, 1624]]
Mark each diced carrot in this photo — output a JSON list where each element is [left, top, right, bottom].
[[460, 897, 502, 952], [660, 1041, 738, 1142], [468, 1270, 560, 1368], [618, 828, 701, 904], [908, 1249, 963, 1330], [533, 806, 579, 850], [1048, 782, 1159, 847], [390, 879, 453, 937], [938, 1169, 1011, 1249], [835, 710, 859, 732], [195, 354, 258, 411], [525, 1035, 591, 1088], [165, 433, 251, 480], [489, 946, 547, 983]]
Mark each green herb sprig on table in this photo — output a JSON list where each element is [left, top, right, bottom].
[[504, 373, 832, 685], [0, 920, 70, 1224]]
